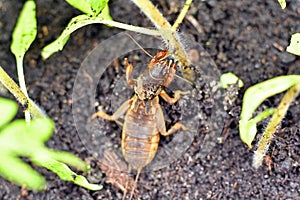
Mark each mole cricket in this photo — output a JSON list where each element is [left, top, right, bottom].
[[93, 49, 190, 200]]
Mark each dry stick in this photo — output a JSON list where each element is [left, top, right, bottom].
[[0, 66, 46, 119], [130, 0, 191, 67], [172, 0, 193, 31], [252, 81, 300, 168]]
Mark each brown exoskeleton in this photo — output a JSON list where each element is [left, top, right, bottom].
[[93, 50, 189, 200]]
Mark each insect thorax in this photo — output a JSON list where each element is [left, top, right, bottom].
[[134, 82, 162, 100], [134, 71, 164, 100]]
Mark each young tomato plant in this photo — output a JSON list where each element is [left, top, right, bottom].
[[10, 0, 37, 123], [220, 72, 244, 89], [239, 75, 300, 168], [238, 1, 300, 168], [0, 97, 102, 191], [0, 0, 102, 191]]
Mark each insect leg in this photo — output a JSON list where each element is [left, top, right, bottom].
[[92, 99, 131, 126], [155, 99, 189, 136], [160, 89, 190, 105], [124, 58, 136, 88], [161, 122, 189, 136]]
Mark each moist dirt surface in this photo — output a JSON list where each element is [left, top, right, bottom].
[[0, 0, 300, 199]]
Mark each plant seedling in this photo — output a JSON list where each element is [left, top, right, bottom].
[[0, 97, 102, 191], [287, 33, 300, 56], [239, 75, 300, 168], [10, 0, 37, 123], [278, 0, 286, 9], [1, 1, 103, 190], [220, 72, 244, 89], [41, 0, 194, 80], [241, 0, 300, 169], [42, 0, 113, 59]]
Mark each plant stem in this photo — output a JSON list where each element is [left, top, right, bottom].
[[172, 0, 193, 31], [130, 0, 190, 67], [15, 56, 31, 123], [100, 19, 161, 36], [69, 16, 161, 36], [253, 81, 300, 168], [0, 66, 46, 119]]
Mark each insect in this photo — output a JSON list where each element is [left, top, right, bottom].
[[93, 49, 189, 199]]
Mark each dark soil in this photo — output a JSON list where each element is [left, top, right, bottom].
[[0, 0, 300, 199]]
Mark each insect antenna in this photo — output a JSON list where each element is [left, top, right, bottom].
[[125, 33, 153, 58], [174, 73, 194, 86], [129, 168, 142, 200]]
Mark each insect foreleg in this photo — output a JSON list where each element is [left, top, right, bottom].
[[124, 58, 136, 88], [160, 89, 190, 105]]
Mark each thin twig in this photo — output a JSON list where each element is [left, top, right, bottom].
[[130, 0, 190, 67], [0, 66, 46, 118], [172, 0, 193, 31]]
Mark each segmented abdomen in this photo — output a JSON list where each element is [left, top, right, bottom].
[[122, 107, 159, 170]]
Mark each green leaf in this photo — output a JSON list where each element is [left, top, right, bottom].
[[239, 119, 257, 148], [65, 0, 109, 16], [42, 2, 111, 59], [0, 117, 52, 190], [220, 72, 244, 89], [47, 150, 89, 172], [34, 158, 102, 190], [240, 108, 275, 147], [239, 75, 300, 147], [65, 0, 94, 15], [278, 0, 286, 9], [240, 75, 300, 123], [90, 0, 109, 16], [0, 118, 54, 155], [0, 98, 18, 129], [41, 14, 91, 59], [0, 153, 46, 191], [10, 0, 37, 59], [98, 4, 113, 20], [0, 105, 102, 191], [41, 34, 70, 60], [74, 175, 103, 190], [287, 33, 300, 56], [42, 15, 93, 59]]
